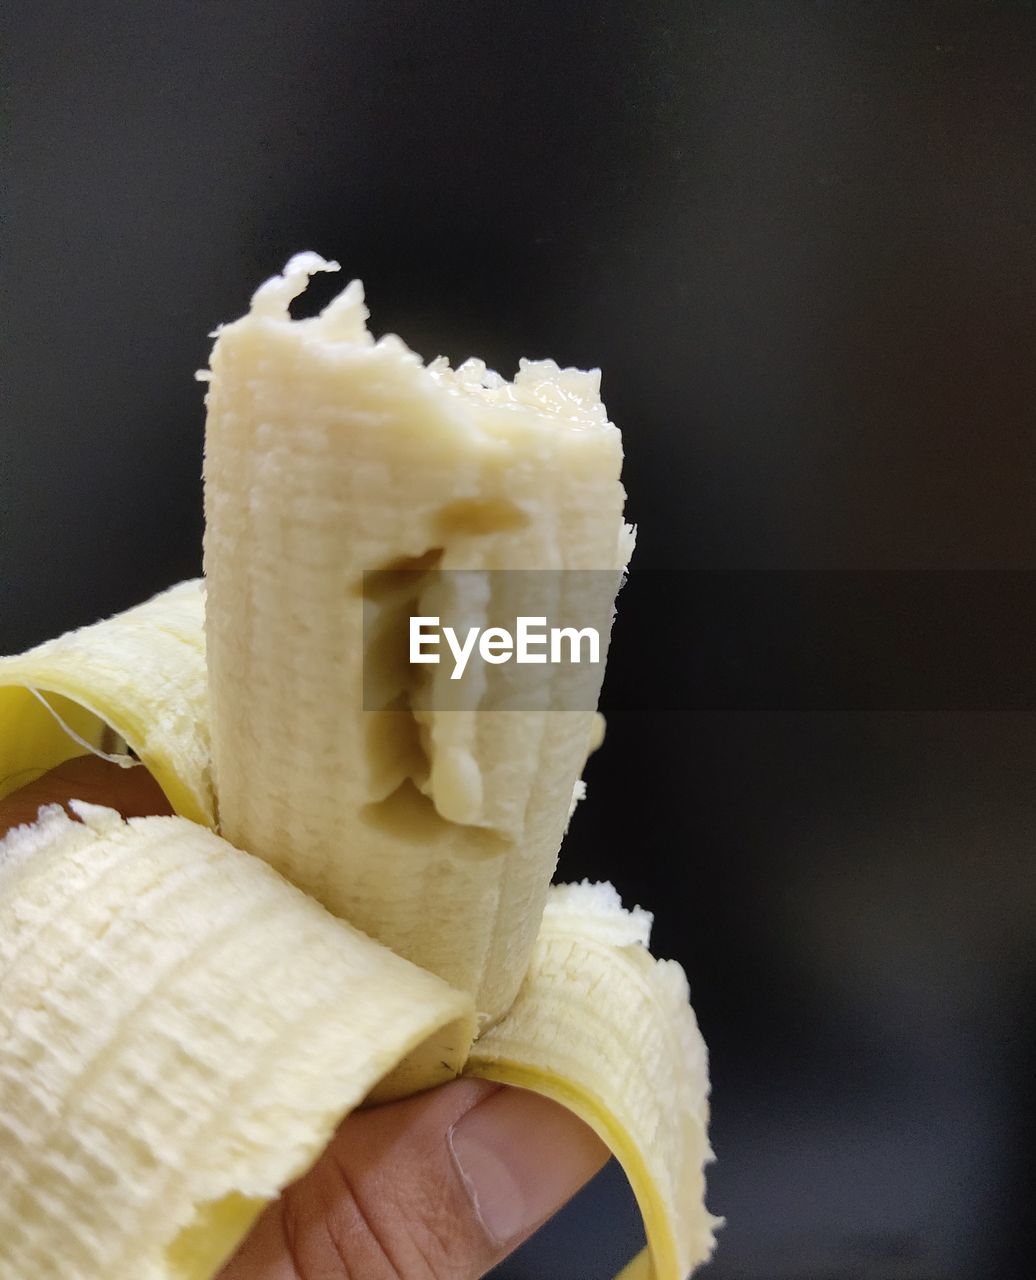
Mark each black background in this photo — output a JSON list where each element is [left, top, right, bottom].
[[3, 3, 1035, 1278]]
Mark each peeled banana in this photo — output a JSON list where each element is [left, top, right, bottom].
[[203, 252, 633, 1023], [0, 255, 719, 1279]]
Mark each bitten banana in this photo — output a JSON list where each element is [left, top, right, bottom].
[[202, 252, 633, 1023], [0, 255, 719, 1280]]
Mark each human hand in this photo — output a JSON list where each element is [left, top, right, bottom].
[[0, 758, 608, 1280]]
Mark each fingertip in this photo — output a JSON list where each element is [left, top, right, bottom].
[[448, 1084, 609, 1247]]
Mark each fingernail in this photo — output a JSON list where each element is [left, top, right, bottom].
[[448, 1085, 608, 1244]]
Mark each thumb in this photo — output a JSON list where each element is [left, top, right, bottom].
[[219, 1077, 608, 1280]]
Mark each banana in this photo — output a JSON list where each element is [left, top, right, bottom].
[[202, 252, 633, 1023], [0, 255, 719, 1278]]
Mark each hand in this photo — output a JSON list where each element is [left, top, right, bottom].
[[0, 758, 608, 1280]]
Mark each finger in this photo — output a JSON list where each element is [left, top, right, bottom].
[[219, 1077, 609, 1280], [0, 756, 173, 838]]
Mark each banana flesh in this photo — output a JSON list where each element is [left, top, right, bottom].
[[0, 802, 474, 1280], [202, 253, 633, 1023], [0, 255, 719, 1278]]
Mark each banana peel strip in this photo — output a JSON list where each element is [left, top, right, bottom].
[[0, 581, 213, 826], [0, 588, 719, 1277], [0, 802, 475, 1280], [467, 882, 720, 1280]]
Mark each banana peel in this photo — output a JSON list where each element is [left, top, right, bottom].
[[0, 584, 719, 1280]]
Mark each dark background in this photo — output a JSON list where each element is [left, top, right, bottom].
[[3, 3, 1035, 1277]]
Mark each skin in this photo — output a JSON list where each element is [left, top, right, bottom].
[[0, 757, 608, 1280]]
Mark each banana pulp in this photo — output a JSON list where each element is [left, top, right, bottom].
[[0, 256, 720, 1279], [203, 252, 633, 1023]]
